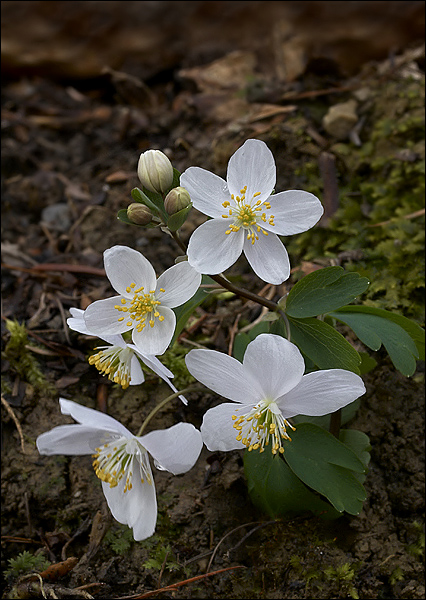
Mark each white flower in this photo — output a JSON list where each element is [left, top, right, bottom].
[[67, 308, 187, 404], [180, 138, 323, 284], [185, 334, 365, 455], [36, 399, 203, 541], [83, 246, 202, 356]]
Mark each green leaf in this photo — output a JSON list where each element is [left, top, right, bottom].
[[339, 429, 371, 484], [329, 306, 423, 376], [285, 267, 369, 318], [117, 208, 136, 225], [170, 275, 213, 345], [358, 351, 378, 375], [292, 398, 361, 429], [171, 167, 181, 189], [283, 423, 367, 515], [244, 448, 341, 519], [131, 187, 164, 218], [166, 203, 193, 232], [288, 316, 361, 373]]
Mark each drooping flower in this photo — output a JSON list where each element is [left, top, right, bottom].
[[67, 308, 187, 404], [185, 334, 365, 455], [83, 246, 202, 356], [36, 399, 203, 541], [180, 138, 324, 284]]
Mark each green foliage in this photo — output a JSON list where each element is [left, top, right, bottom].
[[329, 305, 424, 376], [104, 523, 134, 555], [389, 566, 405, 585], [2, 319, 54, 393], [287, 316, 362, 374], [4, 551, 50, 578], [285, 266, 369, 318], [244, 425, 370, 518], [406, 521, 425, 561], [324, 563, 360, 599], [290, 555, 360, 598], [283, 424, 367, 515], [142, 542, 185, 575], [288, 79, 425, 323]]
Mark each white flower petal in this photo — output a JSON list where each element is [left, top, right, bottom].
[[156, 261, 201, 308], [131, 306, 175, 355], [200, 403, 248, 451], [242, 334, 305, 400], [129, 354, 145, 385], [277, 369, 366, 418], [67, 308, 92, 335], [68, 307, 126, 347], [36, 425, 107, 455], [266, 190, 324, 235], [131, 350, 174, 379], [180, 167, 230, 218], [185, 349, 263, 404], [227, 139, 275, 202], [104, 245, 157, 297], [141, 423, 203, 475], [130, 350, 188, 404], [187, 219, 244, 275], [101, 459, 157, 541], [84, 296, 131, 336], [243, 233, 290, 284], [59, 398, 131, 436]]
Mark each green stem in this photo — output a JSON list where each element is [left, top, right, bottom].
[[329, 409, 342, 438], [137, 385, 205, 436]]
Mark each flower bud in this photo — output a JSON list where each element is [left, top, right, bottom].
[[164, 186, 191, 215], [127, 203, 153, 225], [137, 149, 174, 194]]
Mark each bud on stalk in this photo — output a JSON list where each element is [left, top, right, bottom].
[[137, 149, 174, 194], [164, 186, 191, 215], [127, 203, 153, 225]]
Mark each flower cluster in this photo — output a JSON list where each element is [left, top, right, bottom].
[[36, 139, 368, 543]]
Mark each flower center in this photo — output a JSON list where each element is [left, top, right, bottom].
[[89, 345, 134, 389], [232, 400, 295, 454], [114, 283, 165, 332], [221, 185, 275, 244], [92, 435, 152, 492]]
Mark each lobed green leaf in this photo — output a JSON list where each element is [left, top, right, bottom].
[[288, 316, 361, 373], [329, 305, 424, 376], [285, 266, 369, 318], [283, 423, 367, 515]]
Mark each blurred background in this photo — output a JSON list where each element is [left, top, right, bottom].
[[2, 1, 425, 83]]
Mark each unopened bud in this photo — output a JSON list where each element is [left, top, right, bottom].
[[137, 149, 174, 194], [164, 186, 191, 215], [127, 203, 153, 225]]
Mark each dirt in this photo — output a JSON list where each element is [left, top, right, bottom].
[[1, 2, 425, 599]]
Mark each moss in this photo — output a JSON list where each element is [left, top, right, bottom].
[[2, 319, 56, 393], [287, 78, 425, 324], [4, 551, 50, 579]]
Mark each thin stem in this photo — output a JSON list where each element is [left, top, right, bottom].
[[329, 409, 342, 438], [137, 385, 205, 436]]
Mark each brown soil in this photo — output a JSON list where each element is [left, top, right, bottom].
[[1, 2, 424, 599]]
